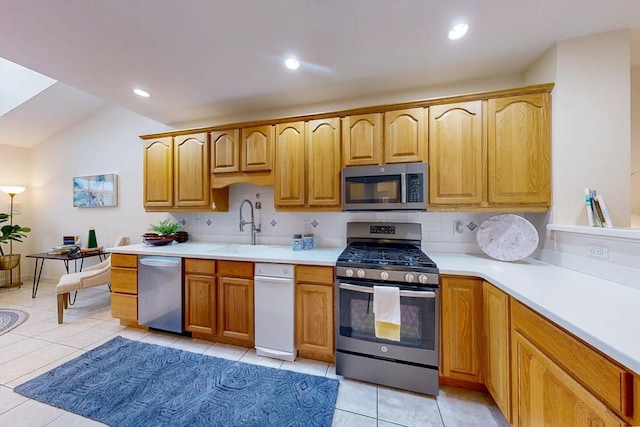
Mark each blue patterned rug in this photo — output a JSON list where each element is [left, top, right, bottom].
[[14, 336, 339, 426]]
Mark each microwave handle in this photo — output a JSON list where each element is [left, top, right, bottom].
[[400, 173, 406, 203], [339, 282, 436, 299]]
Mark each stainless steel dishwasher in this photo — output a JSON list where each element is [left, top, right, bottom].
[[254, 263, 295, 361], [138, 256, 183, 333]]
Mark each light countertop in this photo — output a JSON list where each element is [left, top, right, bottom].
[[109, 242, 640, 374]]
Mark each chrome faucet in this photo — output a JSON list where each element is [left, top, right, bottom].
[[239, 199, 261, 245]]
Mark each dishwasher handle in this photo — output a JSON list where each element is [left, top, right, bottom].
[[139, 257, 181, 268]]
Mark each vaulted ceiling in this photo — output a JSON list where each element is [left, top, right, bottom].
[[1, 0, 638, 148]]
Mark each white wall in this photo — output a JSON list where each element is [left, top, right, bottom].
[[522, 30, 639, 285], [631, 63, 639, 227], [21, 105, 171, 281], [556, 30, 631, 227]]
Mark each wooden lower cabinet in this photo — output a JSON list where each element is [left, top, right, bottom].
[[440, 275, 484, 386], [483, 281, 511, 423], [218, 261, 254, 346], [295, 265, 334, 362], [184, 259, 216, 335], [511, 300, 639, 426], [512, 331, 626, 427], [110, 254, 138, 323]]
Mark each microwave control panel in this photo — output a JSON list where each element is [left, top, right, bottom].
[[407, 173, 424, 202]]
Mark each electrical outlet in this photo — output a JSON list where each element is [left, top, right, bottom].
[[587, 245, 609, 259]]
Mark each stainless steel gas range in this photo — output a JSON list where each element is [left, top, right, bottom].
[[335, 222, 440, 396]]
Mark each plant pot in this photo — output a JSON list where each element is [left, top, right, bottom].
[[0, 254, 20, 270]]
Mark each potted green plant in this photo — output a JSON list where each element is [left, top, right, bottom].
[[148, 219, 182, 236], [0, 212, 31, 269]]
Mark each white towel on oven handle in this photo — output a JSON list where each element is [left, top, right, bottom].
[[373, 285, 401, 325]]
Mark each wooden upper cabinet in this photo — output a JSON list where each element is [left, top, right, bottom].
[[384, 107, 427, 164], [174, 133, 210, 207], [210, 129, 240, 173], [275, 121, 306, 207], [342, 113, 382, 166], [143, 137, 174, 207], [487, 93, 550, 206], [429, 101, 484, 206], [241, 125, 273, 172], [307, 118, 341, 207]]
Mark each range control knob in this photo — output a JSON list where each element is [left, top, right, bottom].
[[357, 269, 366, 278], [418, 274, 428, 285], [380, 271, 389, 280], [405, 273, 414, 283], [346, 268, 354, 278]]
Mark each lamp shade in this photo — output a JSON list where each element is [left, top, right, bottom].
[[0, 186, 26, 195]]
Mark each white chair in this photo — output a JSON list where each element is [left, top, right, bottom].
[[55, 235, 130, 324]]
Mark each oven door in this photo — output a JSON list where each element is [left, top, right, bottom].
[[336, 280, 439, 367]]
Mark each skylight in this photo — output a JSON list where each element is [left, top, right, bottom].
[[0, 57, 57, 116]]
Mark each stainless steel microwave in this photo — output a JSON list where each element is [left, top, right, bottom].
[[342, 162, 428, 211]]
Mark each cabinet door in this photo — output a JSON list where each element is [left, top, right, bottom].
[[487, 93, 550, 205], [143, 137, 173, 207], [429, 101, 484, 205], [306, 118, 341, 207], [185, 274, 216, 335], [241, 125, 273, 172], [440, 276, 483, 383], [512, 331, 626, 427], [342, 113, 382, 166], [483, 281, 511, 423], [211, 129, 240, 173], [275, 121, 305, 206], [295, 282, 334, 362], [218, 276, 254, 343], [174, 133, 210, 207], [384, 107, 427, 164]]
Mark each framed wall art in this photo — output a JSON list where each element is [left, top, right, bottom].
[[73, 174, 118, 207]]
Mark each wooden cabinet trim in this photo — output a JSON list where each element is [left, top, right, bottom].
[[218, 260, 253, 278], [140, 83, 554, 140], [296, 265, 334, 284], [111, 253, 137, 268], [185, 258, 216, 275]]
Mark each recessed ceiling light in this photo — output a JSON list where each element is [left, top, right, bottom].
[[448, 23, 469, 40], [134, 88, 150, 97], [284, 58, 300, 70]]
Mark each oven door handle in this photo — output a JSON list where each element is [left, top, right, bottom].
[[339, 282, 436, 298]]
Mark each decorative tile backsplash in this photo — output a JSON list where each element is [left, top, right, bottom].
[[174, 183, 548, 252]]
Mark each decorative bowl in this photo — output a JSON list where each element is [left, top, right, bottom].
[[174, 231, 189, 243], [142, 234, 175, 246]]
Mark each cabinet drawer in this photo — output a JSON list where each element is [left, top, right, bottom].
[[111, 253, 138, 268], [111, 268, 137, 294], [111, 293, 137, 320], [185, 258, 216, 275], [296, 265, 334, 285], [218, 260, 253, 278], [512, 300, 635, 420]]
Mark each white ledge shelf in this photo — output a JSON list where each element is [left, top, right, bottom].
[[547, 224, 640, 242]]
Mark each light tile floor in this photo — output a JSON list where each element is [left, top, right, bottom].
[[0, 281, 509, 427]]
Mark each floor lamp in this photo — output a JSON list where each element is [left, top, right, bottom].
[[0, 185, 26, 287]]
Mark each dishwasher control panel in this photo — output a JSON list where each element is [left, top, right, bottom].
[[255, 263, 294, 279]]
